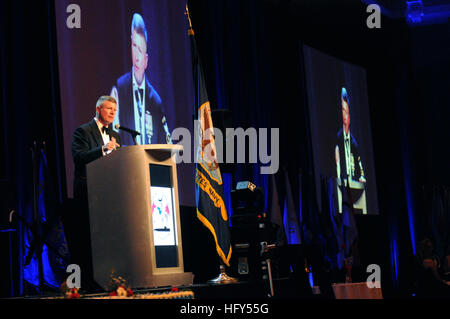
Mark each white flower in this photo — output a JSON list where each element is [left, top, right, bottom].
[[117, 286, 127, 297]]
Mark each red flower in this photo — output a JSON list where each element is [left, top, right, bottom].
[[127, 289, 133, 297], [171, 286, 179, 292], [109, 291, 117, 296], [70, 293, 80, 299]]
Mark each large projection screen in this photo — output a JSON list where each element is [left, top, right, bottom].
[[303, 45, 379, 215], [55, 0, 195, 206]]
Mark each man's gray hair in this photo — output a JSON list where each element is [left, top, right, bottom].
[[96, 95, 117, 108]]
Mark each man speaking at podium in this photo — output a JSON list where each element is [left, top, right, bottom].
[[335, 87, 366, 214], [69, 95, 120, 290]]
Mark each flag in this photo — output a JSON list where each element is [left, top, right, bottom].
[[187, 6, 232, 266], [24, 147, 70, 288], [269, 173, 286, 245], [283, 169, 302, 245]]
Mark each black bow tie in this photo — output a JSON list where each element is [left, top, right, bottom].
[[102, 126, 109, 134]]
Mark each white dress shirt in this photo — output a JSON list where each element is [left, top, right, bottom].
[[343, 126, 352, 179], [94, 117, 112, 155]]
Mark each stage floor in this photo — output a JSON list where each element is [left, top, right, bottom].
[[16, 277, 319, 300]]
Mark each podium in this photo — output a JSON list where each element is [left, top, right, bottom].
[[86, 144, 193, 289]]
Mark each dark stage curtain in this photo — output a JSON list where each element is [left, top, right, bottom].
[[0, 0, 68, 295], [188, 0, 312, 180]]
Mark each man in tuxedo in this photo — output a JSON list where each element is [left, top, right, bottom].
[[111, 13, 171, 146], [69, 95, 120, 290], [335, 87, 366, 213]]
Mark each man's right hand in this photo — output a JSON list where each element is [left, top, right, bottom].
[[103, 137, 120, 153]]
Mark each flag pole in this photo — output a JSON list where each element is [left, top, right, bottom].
[[186, 3, 237, 284], [207, 261, 237, 284]]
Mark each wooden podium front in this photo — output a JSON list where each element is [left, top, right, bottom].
[[86, 144, 193, 289]]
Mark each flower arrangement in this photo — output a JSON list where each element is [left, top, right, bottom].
[[58, 272, 194, 299], [107, 271, 133, 297], [60, 281, 80, 299]]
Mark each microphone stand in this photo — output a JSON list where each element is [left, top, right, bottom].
[[132, 134, 138, 146], [260, 242, 276, 297], [31, 141, 44, 293]]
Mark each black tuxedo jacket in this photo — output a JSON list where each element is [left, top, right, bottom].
[[116, 71, 168, 146], [72, 119, 121, 201], [336, 127, 363, 183]]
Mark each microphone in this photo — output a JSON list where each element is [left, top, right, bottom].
[[114, 124, 141, 136]]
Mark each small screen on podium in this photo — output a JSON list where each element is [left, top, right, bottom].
[[149, 164, 178, 268]]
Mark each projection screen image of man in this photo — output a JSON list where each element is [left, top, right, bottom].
[[335, 87, 367, 214], [111, 13, 172, 146]]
